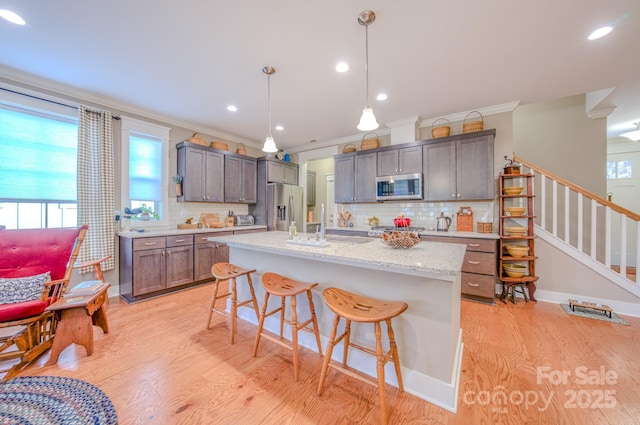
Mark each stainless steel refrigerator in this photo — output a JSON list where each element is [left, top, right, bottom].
[[253, 183, 304, 233]]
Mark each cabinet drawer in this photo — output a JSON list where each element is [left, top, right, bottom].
[[461, 272, 496, 298], [133, 237, 166, 251], [167, 234, 194, 247], [462, 251, 496, 275], [455, 237, 496, 253], [194, 231, 233, 244]]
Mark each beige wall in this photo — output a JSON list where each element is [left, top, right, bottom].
[[513, 94, 607, 196]]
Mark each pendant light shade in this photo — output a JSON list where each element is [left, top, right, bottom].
[[262, 66, 278, 153], [621, 122, 640, 141], [356, 10, 379, 132]]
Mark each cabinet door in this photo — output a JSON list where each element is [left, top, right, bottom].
[[423, 141, 456, 201], [133, 248, 166, 295], [166, 245, 194, 288], [307, 170, 316, 206], [182, 147, 206, 202], [241, 158, 257, 203], [377, 150, 399, 176], [284, 164, 298, 185], [224, 156, 242, 202], [334, 155, 355, 203], [398, 146, 423, 174], [267, 161, 284, 183], [204, 151, 224, 202], [355, 152, 377, 202], [457, 135, 494, 200]]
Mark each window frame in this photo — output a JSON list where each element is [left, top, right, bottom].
[[120, 116, 170, 229]]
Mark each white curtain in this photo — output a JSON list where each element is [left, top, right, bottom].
[[77, 105, 115, 272]]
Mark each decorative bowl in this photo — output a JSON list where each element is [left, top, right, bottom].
[[506, 244, 529, 257], [503, 186, 523, 195], [380, 231, 419, 249], [503, 264, 526, 278], [505, 226, 527, 236], [504, 206, 526, 216]]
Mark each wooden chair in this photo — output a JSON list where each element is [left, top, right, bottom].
[[0, 225, 89, 380], [253, 272, 322, 381], [207, 262, 260, 344], [317, 287, 408, 425]]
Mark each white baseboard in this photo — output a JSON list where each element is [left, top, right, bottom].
[[532, 289, 640, 318]]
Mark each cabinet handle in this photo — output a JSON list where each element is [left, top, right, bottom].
[[174, 239, 185, 243], [144, 242, 157, 246], [452, 194, 456, 198], [468, 243, 480, 247], [466, 282, 480, 287], [468, 260, 480, 265], [162, 251, 165, 256], [457, 194, 461, 198], [167, 250, 171, 255]]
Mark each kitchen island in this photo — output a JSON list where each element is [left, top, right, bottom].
[[209, 231, 466, 412]]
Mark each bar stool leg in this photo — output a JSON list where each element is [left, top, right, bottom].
[[342, 319, 351, 366], [207, 279, 222, 329], [291, 295, 300, 381], [230, 277, 238, 344], [386, 318, 404, 392], [246, 273, 260, 319], [307, 289, 323, 355], [279, 297, 286, 339], [317, 314, 341, 396], [375, 321, 389, 425], [253, 292, 271, 357]]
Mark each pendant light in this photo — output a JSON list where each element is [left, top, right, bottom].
[[621, 122, 640, 141], [357, 10, 379, 132], [262, 66, 278, 153]]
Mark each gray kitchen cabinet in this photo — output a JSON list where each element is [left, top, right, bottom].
[[423, 134, 494, 201], [307, 170, 316, 206], [177, 143, 224, 202], [193, 232, 231, 281], [266, 160, 299, 185], [377, 146, 423, 176], [334, 152, 377, 203], [224, 155, 257, 203]]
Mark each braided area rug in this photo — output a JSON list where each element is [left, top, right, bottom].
[[0, 376, 118, 425]]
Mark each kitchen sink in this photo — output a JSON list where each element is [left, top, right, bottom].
[[325, 235, 373, 244]]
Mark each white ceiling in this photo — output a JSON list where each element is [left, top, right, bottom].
[[1, 0, 639, 151]]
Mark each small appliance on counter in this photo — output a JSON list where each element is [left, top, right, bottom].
[[235, 214, 255, 226]]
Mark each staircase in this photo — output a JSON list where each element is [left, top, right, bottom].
[[514, 155, 640, 300]]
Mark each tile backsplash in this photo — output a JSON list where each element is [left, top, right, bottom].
[[335, 201, 496, 231]]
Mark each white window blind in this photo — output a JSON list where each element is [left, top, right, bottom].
[[129, 133, 162, 201]]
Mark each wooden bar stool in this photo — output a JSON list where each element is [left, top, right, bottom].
[[317, 287, 408, 425], [253, 272, 323, 381], [208, 262, 260, 344]]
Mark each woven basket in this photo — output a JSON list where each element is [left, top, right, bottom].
[[342, 143, 356, 153], [463, 111, 484, 134], [360, 132, 380, 150], [381, 235, 420, 249], [431, 118, 450, 138], [187, 132, 209, 147], [236, 143, 247, 155], [210, 141, 229, 151]]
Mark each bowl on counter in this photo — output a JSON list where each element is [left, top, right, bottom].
[[504, 206, 526, 216], [503, 186, 523, 195], [503, 263, 527, 278], [505, 244, 529, 257], [393, 217, 411, 227], [505, 226, 527, 236]]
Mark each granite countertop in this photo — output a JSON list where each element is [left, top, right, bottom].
[[209, 231, 467, 279], [117, 225, 267, 238], [327, 226, 500, 240]]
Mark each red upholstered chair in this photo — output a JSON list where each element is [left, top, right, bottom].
[[0, 225, 89, 380]]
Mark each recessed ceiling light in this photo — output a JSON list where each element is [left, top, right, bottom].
[[588, 26, 613, 40], [376, 93, 388, 101], [336, 62, 349, 73], [226, 105, 237, 112], [0, 9, 26, 25], [275, 125, 284, 131]]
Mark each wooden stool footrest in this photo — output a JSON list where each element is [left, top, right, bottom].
[[260, 332, 293, 349], [328, 362, 383, 389]]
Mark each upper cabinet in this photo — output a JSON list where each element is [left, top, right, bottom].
[[266, 160, 299, 185], [307, 170, 316, 206], [334, 152, 377, 203], [176, 141, 256, 204], [177, 145, 224, 202], [377, 146, 423, 176], [423, 134, 494, 202], [224, 156, 257, 203]]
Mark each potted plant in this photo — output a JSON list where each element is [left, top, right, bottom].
[[135, 204, 159, 221], [173, 174, 183, 196], [503, 156, 521, 175]]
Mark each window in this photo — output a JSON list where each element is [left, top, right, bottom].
[[607, 160, 633, 179], [120, 116, 170, 228], [0, 89, 78, 229]]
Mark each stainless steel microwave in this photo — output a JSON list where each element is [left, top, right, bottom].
[[376, 173, 423, 201]]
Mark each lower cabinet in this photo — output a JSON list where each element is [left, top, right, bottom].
[[193, 232, 232, 281], [421, 235, 498, 303]]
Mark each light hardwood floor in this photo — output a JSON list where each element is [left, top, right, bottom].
[[19, 283, 640, 425]]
